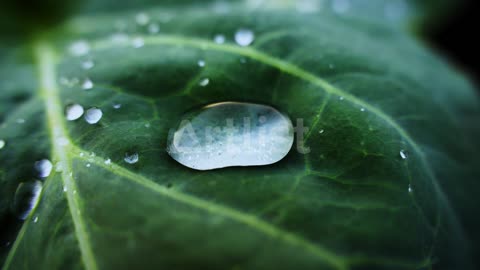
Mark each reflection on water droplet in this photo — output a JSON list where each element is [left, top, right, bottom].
[[408, 184, 413, 193], [234, 29, 254, 46], [0, 140, 5, 150], [84, 108, 103, 124], [400, 149, 408, 160], [86, 163, 91, 168], [113, 103, 122, 109], [81, 78, 94, 90], [132, 37, 145, 48], [35, 159, 52, 178], [136, 12, 150, 25], [199, 78, 210, 87], [124, 152, 139, 164], [360, 108, 365, 112], [33, 216, 39, 223], [12, 181, 42, 220], [81, 60, 95, 70], [65, 104, 84, 121], [63, 186, 67, 192], [167, 102, 294, 170], [69, 40, 90, 56], [197, 60, 205, 67], [148, 23, 160, 34], [214, 34, 225, 44]]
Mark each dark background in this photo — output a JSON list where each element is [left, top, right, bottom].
[[428, 0, 478, 84]]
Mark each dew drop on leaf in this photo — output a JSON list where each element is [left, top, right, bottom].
[[197, 59, 206, 67], [35, 159, 52, 178], [167, 102, 294, 170], [234, 29, 254, 46], [81, 60, 95, 70], [124, 152, 139, 164], [199, 78, 210, 87], [147, 23, 160, 34], [65, 104, 84, 121], [400, 149, 408, 160], [214, 34, 225, 44], [135, 12, 150, 25], [104, 158, 112, 165], [12, 181, 43, 220], [81, 78, 94, 90], [33, 216, 39, 223], [69, 40, 90, 56], [84, 107, 103, 124], [0, 139, 5, 150]]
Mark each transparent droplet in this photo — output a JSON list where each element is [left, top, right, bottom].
[[81, 60, 95, 70], [400, 149, 408, 160], [167, 102, 294, 170], [104, 158, 112, 165], [124, 152, 139, 164], [132, 37, 145, 48], [408, 184, 413, 193], [81, 78, 94, 90], [113, 103, 122, 109], [197, 60, 206, 67], [65, 104, 84, 121], [199, 78, 210, 87], [69, 40, 90, 56], [63, 185, 68, 192], [35, 159, 52, 178], [332, 0, 350, 14], [339, 96, 344, 100], [234, 29, 254, 46], [135, 12, 150, 25], [147, 23, 160, 34], [12, 181, 43, 220], [0, 139, 5, 150], [84, 107, 103, 124], [214, 34, 225, 44], [33, 216, 39, 223]]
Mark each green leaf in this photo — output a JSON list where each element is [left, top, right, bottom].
[[1, 2, 479, 270]]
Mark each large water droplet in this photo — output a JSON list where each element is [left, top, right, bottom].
[[148, 23, 160, 34], [234, 29, 254, 46], [65, 104, 84, 121], [167, 102, 294, 170], [84, 108, 103, 124], [81, 78, 94, 90], [35, 159, 52, 178], [124, 152, 139, 164], [12, 181, 43, 220]]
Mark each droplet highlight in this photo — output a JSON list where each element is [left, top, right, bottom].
[[35, 159, 52, 178], [84, 108, 103, 124], [234, 29, 254, 46], [65, 104, 84, 121]]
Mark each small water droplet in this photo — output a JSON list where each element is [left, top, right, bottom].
[[84, 108, 103, 124], [69, 40, 90, 56], [12, 181, 43, 220], [214, 34, 226, 44], [124, 152, 139, 164], [319, 129, 324, 134], [16, 119, 25, 124], [33, 216, 39, 223], [408, 184, 413, 193], [339, 96, 344, 100], [63, 185, 68, 192], [199, 78, 210, 87], [81, 78, 94, 90], [0, 139, 5, 150], [65, 104, 84, 121], [35, 159, 52, 178], [135, 12, 150, 25], [360, 108, 365, 112], [104, 158, 111, 165], [79, 152, 85, 157], [234, 29, 254, 46], [86, 163, 91, 168], [132, 37, 145, 48], [400, 149, 408, 160], [113, 103, 122, 109], [167, 102, 294, 170], [81, 60, 95, 70], [147, 23, 160, 34], [197, 59, 206, 67]]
